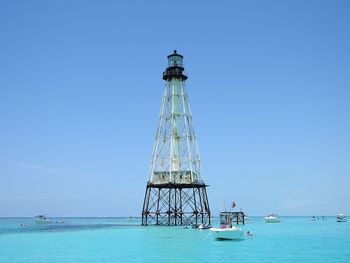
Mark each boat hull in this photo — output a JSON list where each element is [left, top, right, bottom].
[[336, 219, 347, 222], [336, 214, 347, 222], [198, 225, 211, 230], [210, 227, 244, 240]]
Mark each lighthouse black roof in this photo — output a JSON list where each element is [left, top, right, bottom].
[[167, 50, 183, 58]]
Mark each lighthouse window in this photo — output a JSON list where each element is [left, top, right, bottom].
[[168, 56, 183, 67]]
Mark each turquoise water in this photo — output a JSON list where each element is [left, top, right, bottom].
[[0, 217, 349, 262]]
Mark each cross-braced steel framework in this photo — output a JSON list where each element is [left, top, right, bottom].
[[142, 184, 210, 226], [142, 51, 210, 226]]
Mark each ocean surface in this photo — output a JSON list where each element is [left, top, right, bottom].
[[0, 217, 349, 263]]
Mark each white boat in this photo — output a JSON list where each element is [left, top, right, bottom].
[[210, 211, 245, 240], [265, 213, 280, 223], [198, 223, 212, 230], [336, 214, 347, 222], [211, 226, 244, 240], [34, 215, 52, 224]]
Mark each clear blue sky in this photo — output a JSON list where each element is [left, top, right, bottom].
[[0, 0, 349, 217]]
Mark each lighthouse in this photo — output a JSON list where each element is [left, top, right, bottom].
[[141, 51, 211, 226]]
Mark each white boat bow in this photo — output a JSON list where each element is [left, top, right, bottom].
[[210, 226, 244, 240]]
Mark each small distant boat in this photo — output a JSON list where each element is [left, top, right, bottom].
[[265, 213, 280, 223], [192, 223, 211, 229], [336, 214, 347, 222], [127, 216, 135, 221], [210, 211, 245, 240], [311, 215, 316, 221], [198, 223, 212, 229], [34, 215, 52, 224]]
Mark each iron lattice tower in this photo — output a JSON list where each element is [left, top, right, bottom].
[[142, 51, 211, 226]]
